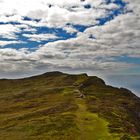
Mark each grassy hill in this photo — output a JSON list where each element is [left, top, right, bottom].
[[0, 71, 140, 140]]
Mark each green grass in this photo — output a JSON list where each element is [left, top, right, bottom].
[[75, 98, 120, 140], [0, 71, 140, 139]]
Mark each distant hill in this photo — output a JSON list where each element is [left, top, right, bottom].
[[0, 71, 140, 140]]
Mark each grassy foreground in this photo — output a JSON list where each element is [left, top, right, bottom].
[[0, 71, 140, 140]]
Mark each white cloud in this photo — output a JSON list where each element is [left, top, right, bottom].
[[0, 24, 20, 39], [0, 0, 115, 27], [0, 0, 140, 77], [63, 26, 78, 34], [23, 33, 58, 42], [0, 15, 22, 23], [0, 40, 23, 47], [83, 12, 140, 58]]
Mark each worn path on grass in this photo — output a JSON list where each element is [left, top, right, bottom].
[[75, 95, 120, 140]]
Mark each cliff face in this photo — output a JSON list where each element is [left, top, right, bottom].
[[0, 71, 140, 140]]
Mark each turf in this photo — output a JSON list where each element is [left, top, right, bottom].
[[0, 71, 140, 140]]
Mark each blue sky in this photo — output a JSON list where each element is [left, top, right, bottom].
[[0, 0, 129, 49], [0, 0, 140, 78]]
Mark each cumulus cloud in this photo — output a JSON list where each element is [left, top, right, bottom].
[[83, 13, 140, 57], [0, 0, 140, 77], [0, 24, 20, 39], [0, 0, 116, 27], [0, 40, 23, 47], [23, 33, 58, 42]]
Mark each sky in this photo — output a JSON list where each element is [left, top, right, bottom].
[[0, 0, 140, 79], [104, 75, 140, 97]]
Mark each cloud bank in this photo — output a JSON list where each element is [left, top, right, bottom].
[[0, 0, 140, 78]]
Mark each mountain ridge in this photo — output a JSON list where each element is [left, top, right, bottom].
[[0, 71, 140, 140]]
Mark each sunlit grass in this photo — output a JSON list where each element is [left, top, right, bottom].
[[0, 72, 140, 139]]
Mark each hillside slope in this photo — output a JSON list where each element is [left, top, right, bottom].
[[0, 72, 140, 140]]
